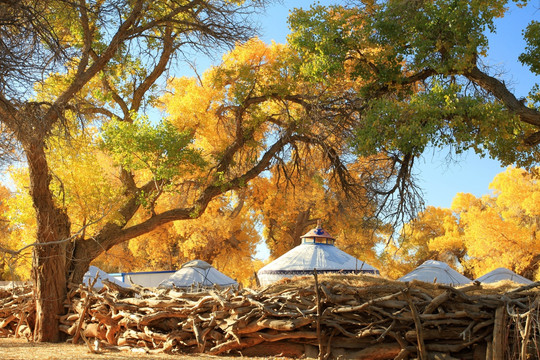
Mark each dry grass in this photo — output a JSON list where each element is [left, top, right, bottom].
[[0, 338, 290, 360], [260, 273, 537, 298]]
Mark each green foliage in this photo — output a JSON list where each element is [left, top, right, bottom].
[[352, 82, 524, 165], [288, 5, 357, 81], [289, 0, 539, 168], [519, 20, 540, 75], [101, 115, 206, 181], [289, 1, 507, 79]]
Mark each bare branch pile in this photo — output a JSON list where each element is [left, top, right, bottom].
[[1, 275, 539, 359], [0, 285, 34, 339]]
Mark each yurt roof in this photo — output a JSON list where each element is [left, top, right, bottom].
[[258, 242, 380, 277], [475, 267, 532, 285], [398, 260, 471, 286], [158, 260, 237, 289], [182, 259, 212, 270], [257, 224, 379, 287], [83, 266, 130, 289]]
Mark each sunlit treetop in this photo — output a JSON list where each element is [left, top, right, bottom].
[[161, 38, 317, 169]]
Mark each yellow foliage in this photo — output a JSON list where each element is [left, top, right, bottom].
[[160, 38, 306, 172], [247, 152, 383, 270], [382, 206, 456, 279], [0, 181, 33, 280], [46, 128, 126, 237], [395, 167, 540, 281], [93, 242, 139, 274], [170, 194, 260, 286]]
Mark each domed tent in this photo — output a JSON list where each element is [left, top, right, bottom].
[[158, 260, 237, 290], [398, 260, 471, 286], [83, 265, 130, 289], [257, 224, 380, 287], [475, 267, 532, 285]]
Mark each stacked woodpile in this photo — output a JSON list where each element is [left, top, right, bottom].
[[56, 274, 538, 359], [1, 275, 539, 359], [0, 284, 34, 339]]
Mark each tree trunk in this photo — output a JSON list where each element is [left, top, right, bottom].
[[26, 140, 71, 342]]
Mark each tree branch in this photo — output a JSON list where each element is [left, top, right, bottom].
[[464, 65, 540, 144]]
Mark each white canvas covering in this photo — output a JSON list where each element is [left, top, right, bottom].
[[158, 260, 237, 289], [476, 267, 532, 285], [398, 260, 471, 286], [83, 266, 130, 289], [257, 243, 380, 287]]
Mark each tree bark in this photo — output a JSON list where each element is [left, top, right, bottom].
[[25, 139, 71, 342]]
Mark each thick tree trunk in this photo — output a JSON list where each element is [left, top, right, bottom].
[[69, 244, 97, 285], [26, 140, 71, 342]]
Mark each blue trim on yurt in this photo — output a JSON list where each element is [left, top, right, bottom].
[[300, 241, 335, 245], [259, 269, 380, 275]]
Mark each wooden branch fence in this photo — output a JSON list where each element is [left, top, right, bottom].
[[0, 274, 539, 359]]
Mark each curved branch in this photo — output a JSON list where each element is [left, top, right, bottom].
[[87, 130, 297, 252], [464, 66, 540, 145], [131, 26, 176, 112], [79, 106, 118, 119], [46, 0, 145, 122]]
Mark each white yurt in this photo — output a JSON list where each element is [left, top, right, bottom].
[[158, 260, 237, 290], [398, 260, 471, 286], [475, 267, 532, 285], [83, 265, 130, 289], [257, 223, 380, 287]]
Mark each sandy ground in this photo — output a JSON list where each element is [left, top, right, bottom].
[[0, 338, 289, 360]]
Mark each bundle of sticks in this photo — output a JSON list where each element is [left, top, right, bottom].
[[57, 274, 539, 359], [0, 275, 538, 359], [0, 284, 34, 339]]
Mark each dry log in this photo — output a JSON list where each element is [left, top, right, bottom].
[[83, 323, 107, 340], [521, 312, 533, 360], [492, 306, 506, 360], [424, 328, 491, 353], [257, 317, 313, 331], [332, 291, 405, 314], [405, 328, 466, 341], [400, 310, 491, 321], [473, 343, 488, 360], [473, 319, 494, 334], [247, 330, 318, 342], [112, 297, 188, 309], [423, 291, 452, 314], [320, 284, 355, 304], [378, 299, 408, 309], [321, 336, 374, 348], [237, 340, 306, 358], [137, 310, 189, 326], [73, 288, 93, 344], [407, 289, 428, 360], [508, 281, 540, 293], [101, 279, 136, 297], [208, 336, 264, 355], [0, 314, 16, 329], [331, 342, 402, 360]]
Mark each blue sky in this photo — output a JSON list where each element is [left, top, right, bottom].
[[249, 0, 538, 209]]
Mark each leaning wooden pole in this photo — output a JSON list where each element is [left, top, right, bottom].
[[520, 312, 532, 360], [492, 306, 506, 360], [406, 288, 428, 360], [313, 269, 323, 360]]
